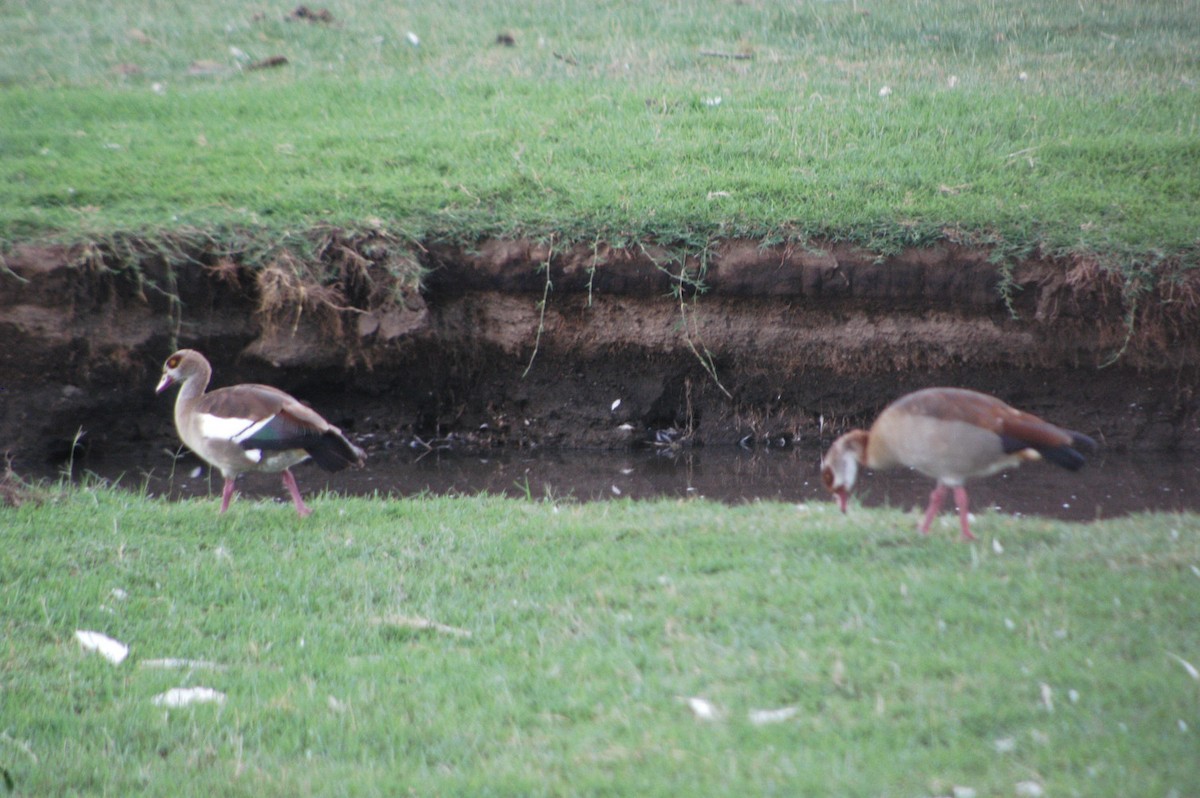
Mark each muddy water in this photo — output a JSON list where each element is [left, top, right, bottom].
[[54, 443, 1199, 522]]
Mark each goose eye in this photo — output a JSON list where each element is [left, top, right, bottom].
[[167, 355, 181, 368]]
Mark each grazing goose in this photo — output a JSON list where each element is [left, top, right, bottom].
[[155, 349, 365, 516], [820, 387, 1096, 540]]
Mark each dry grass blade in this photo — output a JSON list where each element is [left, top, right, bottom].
[[1, 456, 46, 508], [699, 50, 752, 60], [369, 614, 472, 638]]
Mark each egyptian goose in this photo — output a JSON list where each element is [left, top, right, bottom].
[[155, 349, 365, 516], [820, 387, 1096, 540]]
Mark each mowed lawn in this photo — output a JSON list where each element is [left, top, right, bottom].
[[1, 0, 1197, 260], [2, 486, 1198, 796]]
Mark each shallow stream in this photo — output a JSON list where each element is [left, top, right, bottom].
[[50, 443, 1200, 522]]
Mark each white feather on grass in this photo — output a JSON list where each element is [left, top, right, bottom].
[[748, 706, 798, 725], [140, 658, 225, 671], [75, 630, 129, 665], [1039, 682, 1054, 712], [152, 687, 226, 707], [682, 696, 720, 721], [1168, 652, 1200, 681]]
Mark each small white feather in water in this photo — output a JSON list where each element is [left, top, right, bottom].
[[152, 687, 226, 707], [748, 706, 798, 725], [683, 696, 720, 721], [611, 399, 621, 412], [75, 630, 129, 665]]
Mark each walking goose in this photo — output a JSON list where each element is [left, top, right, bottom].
[[155, 349, 365, 516]]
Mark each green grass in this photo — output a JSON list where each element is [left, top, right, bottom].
[[3, 484, 1198, 795], [1, 0, 1198, 262]]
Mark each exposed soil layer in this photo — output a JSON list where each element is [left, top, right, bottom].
[[3, 234, 1199, 471]]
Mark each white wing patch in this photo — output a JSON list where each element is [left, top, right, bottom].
[[197, 413, 273, 443]]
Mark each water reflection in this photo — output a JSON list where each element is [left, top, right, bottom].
[[54, 443, 1200, 521]]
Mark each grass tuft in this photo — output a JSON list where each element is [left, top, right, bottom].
[[0, 455, 54, 508]]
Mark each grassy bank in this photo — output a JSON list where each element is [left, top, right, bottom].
[[2, 0, 1197, 262], [3, 484, 1198, 795]]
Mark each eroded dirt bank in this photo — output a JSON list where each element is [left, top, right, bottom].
[[2, 234, 1198, 470]]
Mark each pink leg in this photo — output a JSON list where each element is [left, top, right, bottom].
[[953, 486, 976, 541], [219, 477, 237, 513], [281, 469, 312, 517], [919, 484, 948, 534]]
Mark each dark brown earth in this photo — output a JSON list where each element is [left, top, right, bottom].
[[3, 232, 1199, 472]]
